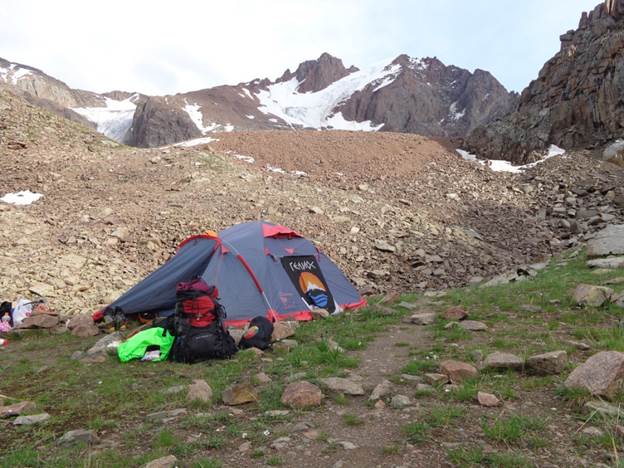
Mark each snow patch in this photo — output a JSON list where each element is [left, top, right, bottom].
[[1, 190, 43, 205], [456, 145, 566, 173], [265, 165, 286, 174], [291, 170, 307, 177], [246, 114, 255, 119], [241, 88, 254, 100], [256, 60, 401, 130], [73, 95, 138, 142], [449, 102, 465, 121], [10, 67, 32, 84], [174, 136, 218, 148], [326, 112, 383, 131], [234, 154, 255, 164]]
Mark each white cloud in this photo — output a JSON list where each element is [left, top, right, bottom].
[[0, 0, 601, 95]]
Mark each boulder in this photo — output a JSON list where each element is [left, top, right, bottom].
[[587, 257, 624, 269], [573, 284, 613, 307], [144, 455, 178, 468], [319, 377, 364, 396], [587, 225, 624, 257], [444, 306, 468, 321], [187, 379, 212, 403], [146, 408, 187, 423], [13, 413, 50, 425], [87, 332, 122, 355], [281, 381, 323, 408], [440, 360, 478, 383], [71, 323, 100, 338], [271, 321, 299, 342], [526, 350, 567, 375], [222, 383, 258, 406], [369, 379, 393, 401], [484, 352, 524, 371], [477, 391, 501, 407], [409, 312, 436, 325], [565, 351, 624, 399], [614, 292, 624, 309], [390, 395, 411, 409], [585, 400, 623, 417], [18, 314, 59, 329], [424, 373, 449, 385], [0, 401, 36, 418], [254, 372, 272, 384], [459, 320, 488, 331], [58, 429, 100, 446]]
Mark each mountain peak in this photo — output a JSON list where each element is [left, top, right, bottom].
[[279, 52, 359, 93]]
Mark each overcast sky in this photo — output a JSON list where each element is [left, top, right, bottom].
[[0, 0, 600, 95]]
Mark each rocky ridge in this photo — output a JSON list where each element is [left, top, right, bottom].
[[466, 0, 624, 164]]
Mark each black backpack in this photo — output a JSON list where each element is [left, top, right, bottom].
[[238, 316, 274, 351], [167, 280, 238, 363]]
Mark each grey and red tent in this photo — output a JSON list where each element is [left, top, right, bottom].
[[103, 221, 365, 326]]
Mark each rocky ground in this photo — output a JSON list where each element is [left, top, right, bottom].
[[0, 89, 623, 320]]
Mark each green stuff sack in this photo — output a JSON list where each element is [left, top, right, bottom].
[[117, 327, 175, 363]]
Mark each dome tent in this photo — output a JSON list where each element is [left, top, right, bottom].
[[104, 221, 366, 326]]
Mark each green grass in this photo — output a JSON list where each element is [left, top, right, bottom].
[[482, 415, 545, 444], [447, 447, 531, 467], [401, 359, 438, 375], [342, 413, 365, 426], [404, 405, 465, 443]]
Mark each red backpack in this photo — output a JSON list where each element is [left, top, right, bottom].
[[175, 279, 222, 327]]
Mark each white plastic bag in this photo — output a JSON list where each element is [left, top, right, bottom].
[[12, 298, 33, 326]]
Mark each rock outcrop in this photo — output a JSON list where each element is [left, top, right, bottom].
[[466, 1, 624, 164], [278, 52, 359, 93]]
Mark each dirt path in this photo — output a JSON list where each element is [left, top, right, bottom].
[[267, 320, 439, 468]]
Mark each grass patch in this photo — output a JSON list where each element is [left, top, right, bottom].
[[401, 359, 438, 375], [342, 413, 365, 427], [447, 446, 531, 467], [482, 415, 545, 444], [404, 405, 465, 443]]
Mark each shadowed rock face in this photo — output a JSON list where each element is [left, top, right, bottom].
[[278, 52, 359, 93], [466, 0, 624, 164], [337, 55, 517, 140], [126, 97, 201, 148]]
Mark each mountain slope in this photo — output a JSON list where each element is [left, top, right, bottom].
[[466, 0, 624, 164]]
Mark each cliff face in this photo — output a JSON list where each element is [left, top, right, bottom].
[[466, 0, 624, 164]]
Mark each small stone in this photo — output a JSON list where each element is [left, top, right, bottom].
[[339, 441, 357, 450], [459, 320, 488, 331], [270, 436, 291, 450], [239, 441, 252, 452], [440, 360, 478, 384], [58, 429, 100, 446], [573, 284, 613, 307], [255, 372, 272, 384], [400, 374, 423, 383], [374, 400, 386, 409], [416, 383, 434, 392], [28, 282, 55, 298], [444, 306, 468, 321], [424, 373, 449, 385], [222, 383, 258, 406], [526, 351, 567, 375], [374, 240, 396, 253], [271, 321, 299, 341], [477, 392, 501, 407], [292, 422, 311, 432], [585, 400, 623, 417], [162, 385, 186, 395], [582, 426, 604, 437], [187, 379, 213, 403], [303, 430, 320, 440], [13, 413, 50, 425], [264, 410, 290, 417], [409, 312, 437, 325], [587, 257, 624, 269], [319, 377, 364, 396], [144, 455, 178, 468], [564, 340, 591, 351], [0, 401, 36, 418], [390, 395, 411, 409], [484, 352, 524, 371], [281, 381, 323, 408], [369, 379, 393, 401], [87, 332, 122, 355], [274, 339, 298, 351], [111, 226, 129, 241], [146, 409, 187, 423]]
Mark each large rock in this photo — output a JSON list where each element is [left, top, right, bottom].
[[588, 225, 624, 258], [58, 429, 100, 446], [526, 350, 567, 375], [484, 352, 524, 371], [440, 360, 478, 383], [143, 455, 178, 468], [271, 321, 299, 342], [369, 379, 393, 401], [573, 284, 614, 307], [281, 381, 323, 408], [222, 383, 258, 406], [465, 2, 624, 164], [87, 332, 122, 355], [587, 256, 624, 269], [187, 379, 213, 403], [444, 306, 468, 321], [319, 377, 364, 396], [13, 413, 50, 425], [477, 391, 501, 407], [565, 351, 624, 399], [459, 320, 488, 331], [0, 401, 36, 418], [18, 313, 59, 329], [409, 312, 437, 325]]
